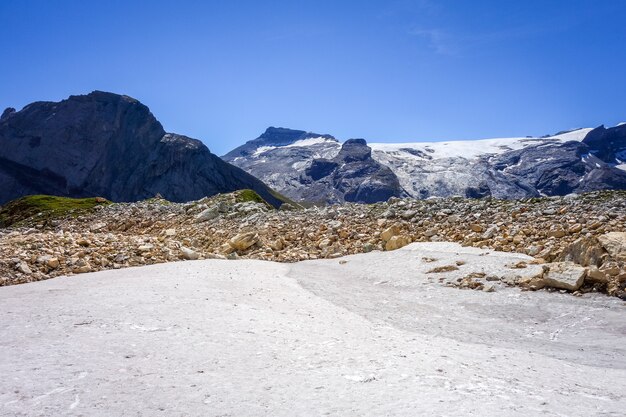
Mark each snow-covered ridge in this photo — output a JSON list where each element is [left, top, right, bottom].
[[252, 136, 338, 156], [369, 128, 594, 160], [247, 128, 595, 160]]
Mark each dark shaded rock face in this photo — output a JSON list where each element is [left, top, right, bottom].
[[302, 139, 406, 204], [582, 124, 626, 163], [488, 139, 626, 196], [465, 182, 491, 199], [0, 91, 285, 207]]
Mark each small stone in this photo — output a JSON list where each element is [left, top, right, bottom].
[[229, 232, 258, 251], [470, 224, 483, 233], [180, 247, 199, 260], [385, 235, 411, 251], [46, 258, 60, 269], [380, 225, 401, 242], [17, 263, 32, 274], [195, 207, 219, 223], [585, 266, 607, 283]]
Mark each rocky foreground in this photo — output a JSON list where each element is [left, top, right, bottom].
[[1, 190, 625, 298]]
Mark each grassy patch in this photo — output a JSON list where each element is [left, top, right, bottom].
[[0, 195, 111, 227], [236, 189, 267, 204]]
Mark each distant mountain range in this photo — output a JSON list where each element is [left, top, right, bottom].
[[0, 92, 287, 207], [223, 124, 626, 203], [1, 91, 625, 207]]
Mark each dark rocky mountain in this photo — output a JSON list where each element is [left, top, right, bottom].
[[0, 91, 287, 207], [225, 125, 626, 203], [223, 126, 336, 160], [301, 139, 406, 203], [222, 128, 406, 204]]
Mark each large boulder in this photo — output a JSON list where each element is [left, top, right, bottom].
[[597, 232, 626, 262], [542, 262, 586, 291]]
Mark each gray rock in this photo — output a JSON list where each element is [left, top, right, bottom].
[[195, 207, 219, 223]]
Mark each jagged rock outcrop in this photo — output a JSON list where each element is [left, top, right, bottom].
[[0, 91, 286, 207], [582, 124, 626, 163], [301, 139, 406, 203]]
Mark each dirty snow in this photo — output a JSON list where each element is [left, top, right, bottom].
[[1, 242, 624, 416]]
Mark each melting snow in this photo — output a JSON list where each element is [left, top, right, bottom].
[[252, 137, 337, 157], [369, 128, 594, 160]]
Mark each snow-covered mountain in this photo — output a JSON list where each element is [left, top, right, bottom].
[[223, 124, 626, 204]]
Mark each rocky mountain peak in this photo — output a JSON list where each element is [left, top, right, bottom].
[[0, 91, 288, 207], [582, 123, 626, 163], [337, 138, 371, 162], [222, 126, 337, 160], [0, 107, 16, 121]]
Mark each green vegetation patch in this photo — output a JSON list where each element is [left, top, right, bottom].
[[0, 195, 111, 227], [236, 189, 268, 205]]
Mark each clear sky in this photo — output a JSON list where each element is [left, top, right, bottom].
[[1, 0, 625, 155]]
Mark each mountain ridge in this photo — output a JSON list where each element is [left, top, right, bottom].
[[224, 125, 626, 203], [0, 91, 288, 207]]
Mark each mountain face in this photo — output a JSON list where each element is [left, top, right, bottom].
[[224, 125, 626, 203], [223, 129, 406, 204], [0, 91, 286, 207]]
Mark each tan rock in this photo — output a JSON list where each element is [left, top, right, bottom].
[[46, 258, 60, 269], [542, 262, 586, 291], [229, 232, 258, 251], [385, 235, 410, 251], [73, 262, 92, 274], [585, 267, 608, 284], [597, 232, 626, 261], [380, 225, 401, 242]]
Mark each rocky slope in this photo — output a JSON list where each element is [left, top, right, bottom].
[[224, 126, 626, 203], [1, 190, 625, 299], [0, 91, 287, 207]]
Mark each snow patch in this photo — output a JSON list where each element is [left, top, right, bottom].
[[253, 137, 336, 157]]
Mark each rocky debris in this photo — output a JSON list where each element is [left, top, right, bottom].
[[0, 190, 625, 298]]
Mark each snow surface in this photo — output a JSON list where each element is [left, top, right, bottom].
[[1, 242, 624, 416], [253, 137, 337, 156], [369, 128, 594, 160]]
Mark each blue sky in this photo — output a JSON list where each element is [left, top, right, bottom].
[[1, 0, 625, 155]]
